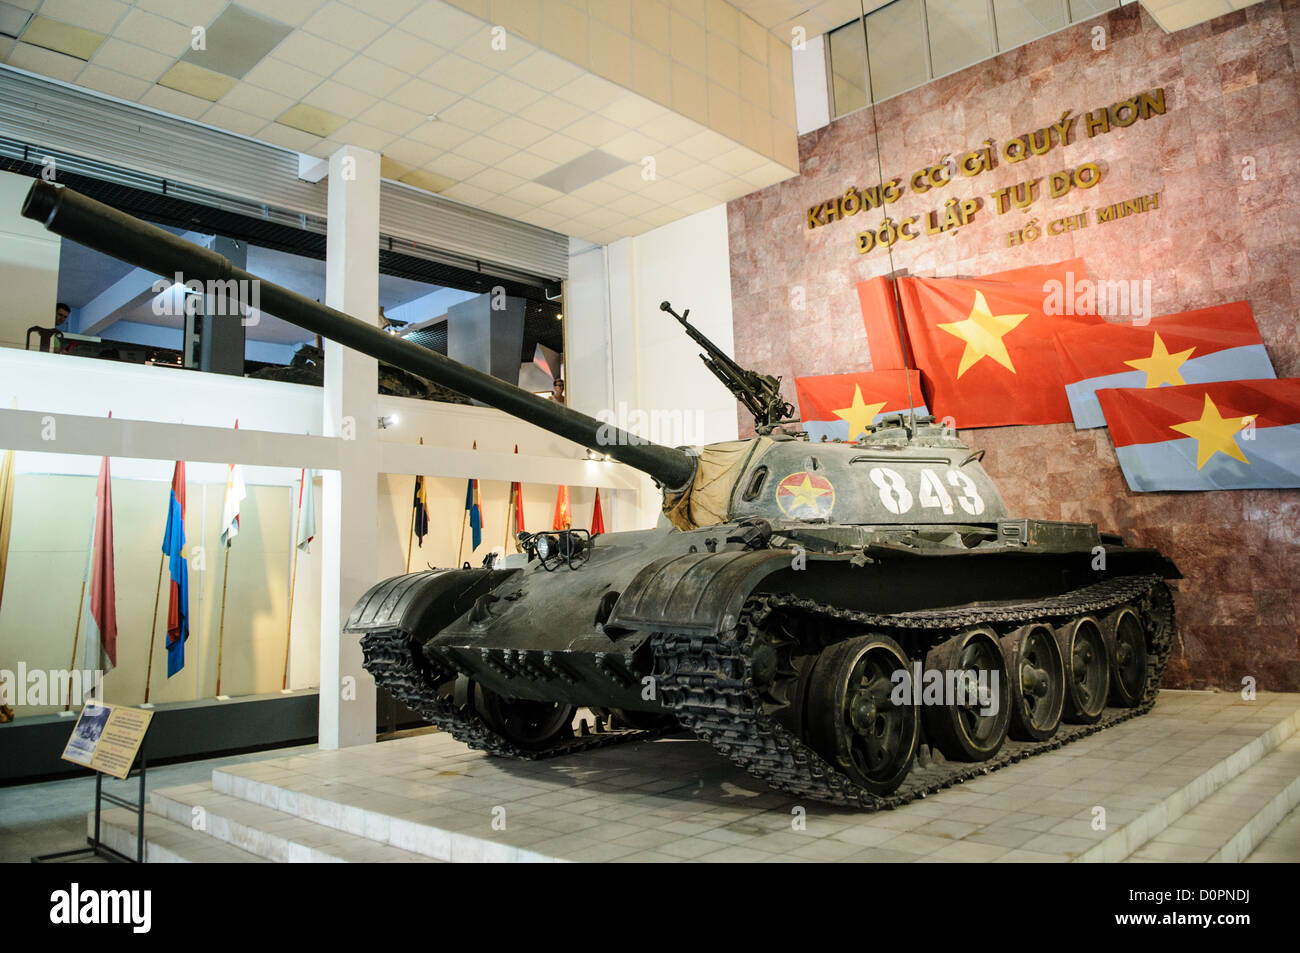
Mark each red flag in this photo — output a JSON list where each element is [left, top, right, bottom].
[[510, 445, 525, 534], [591, 489, 605, 534], [552, 485, 571, 530], [795, 370, 927, 441], [897, 261, 1102, 427], [87, 452, 117, 670], [856, 277, 909, 370]]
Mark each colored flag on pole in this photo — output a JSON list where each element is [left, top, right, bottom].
[[1055, 301, 1276, 429], [509, 445, 525, 535], [591, 489, 605, 534], [856, 277, 910, 370], [220, 421, 246, 547], [895, 261, 1102, 428], [1097, 379, 1300, 491], [553, 485, 571, 530], [296, 469, 315, 552], [465, 478, 483, 550], [162, 462, 189, 677], [0, 447, 14, 619], [795, 370, 928, 441], [412, 475, 428, 547], [82, 453, 117, 672]]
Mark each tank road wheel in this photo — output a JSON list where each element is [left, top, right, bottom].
[[1002, 624, 1065, 742], [1103, 607, 1148, 709], [923, 628, 1011, 762], [805, 635, 918, 796], [1055, 617, 1110, 724], [474, 685, 576, 751]]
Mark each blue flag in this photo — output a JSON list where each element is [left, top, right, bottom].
[[163, 462, 189, 677], [465, 478, 482, 551]]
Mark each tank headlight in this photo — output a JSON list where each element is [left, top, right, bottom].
[[535, 534, 551, 559]]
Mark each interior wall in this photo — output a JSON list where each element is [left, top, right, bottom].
[[726, 2, 1300, 691], [0, 170, 61, 351]]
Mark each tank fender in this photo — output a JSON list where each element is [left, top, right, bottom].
[[344, 568, 518, 637], [605, 549, 794, 636]]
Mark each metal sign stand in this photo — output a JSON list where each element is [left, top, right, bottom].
[[32, 745, 148, 864]]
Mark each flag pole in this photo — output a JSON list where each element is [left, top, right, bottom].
[[456, 507, 469, 567], [144, 551, 165, 703], [216, 543, 231, 696], [503, 483, 514, 551], [282, 470, 304, 691], [65, 578, 87, 711]]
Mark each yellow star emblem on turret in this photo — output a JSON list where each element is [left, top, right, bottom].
[[1124, 332, 1196, 388], [937, 290, 1029, 377], [833, 384, 887, 441], [1168, 393, 1255, 470]]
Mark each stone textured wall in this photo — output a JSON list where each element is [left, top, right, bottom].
[[726, 1, 1300, 691]]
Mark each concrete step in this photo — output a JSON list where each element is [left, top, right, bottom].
[[90, 807, 268, 863], [149, 784, 441, 863], [1129, 735, 1300, 862], [1078, 702, 1300, 862], [1245, 797, 1300, 862]]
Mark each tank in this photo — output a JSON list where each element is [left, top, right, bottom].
[[22, 182, 1180, 808]]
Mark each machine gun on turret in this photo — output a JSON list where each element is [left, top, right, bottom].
[[659, 300, 795, 434]]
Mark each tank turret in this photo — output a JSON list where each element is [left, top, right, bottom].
[[22, 181, 1180, 807]]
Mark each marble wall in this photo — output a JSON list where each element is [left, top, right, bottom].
[[726, 1, 1300, 691]]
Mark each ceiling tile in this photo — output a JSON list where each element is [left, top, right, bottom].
[[133, 0, 228, 27], [269, 30, 354, 75], [552, 72, 625, 110], [420, 51, 493, 94], [399, 1, 486, 47], [334, 119, 396, 151], [589, 0, 631, 33], [639, 109, 703, 143], [381, 137, 441, 166], [454, 27, 533, 69], [20, 16, 104, 60], [495, 149, 558, 179], [359, 99, 426, 135], [90, 37, 173, 82], [139, 83, 211, 120], [602, 128, 661, 163], [507, 49, 585, 92], [333, 54, 408, 97], [596, 92, 668, 126], [406, 117, 473, 149], [538, 193, 595, 218], [712, 145, 766, 175], [568, 179, 623, 206], [76, 64, 150, 101], [159, 60, 238, 101], [480, 114, 551, 149], [434, 97, 507, 132], [243, 56, 322, 99], [479, 194, 532, 218], [561, 112, 628, 148], [517, 96, 586, 130], [278, 101, 349, 136], [302, 78, 378, 117], [387, 77, 460, 116], [676, 129, 731, 162], [473, 73, 545, 111], [528, 132, 590, 164], [341, 0, 422, 23], [456, 134, 519, 166], [6, 41, 83, 81], [440, 181, 494, 205], [237, 0, 329, 27], [426, 151, 487, 180], [259, 119, 327, 152], [302, 1, 388, 50], [199, 102, 270, 137], [399, 168, 455, 192], [181, 4, 294, 79], [37, 0, 128, 34], [363, 27, 443, 73], [220, 81, 296, 120], [115, 8, 194, 56]]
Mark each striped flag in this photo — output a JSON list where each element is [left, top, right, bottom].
[[591, 489, 605, 534], [795, 370, 927, 442], [1057, 301, 1275, 429], [464, 478, 483, 550], [163, 462, 189, 677], [81, 453, 117, 672], [220, 421, 245, 547], [412, 475, 428, 547], [1098, 379, 1300, 491]]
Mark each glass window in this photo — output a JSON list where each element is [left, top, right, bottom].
[[1068, 0, 1118, 23], [926, 0, 994, 78], [865, 0, 928, 103], [993, 0, 1068, 51]]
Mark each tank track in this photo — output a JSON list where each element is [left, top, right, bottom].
[[360, 630, 663, 759], [650, 574, 1175, 809]]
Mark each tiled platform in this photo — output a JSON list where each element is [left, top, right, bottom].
[[99, 691, 1300, 863]]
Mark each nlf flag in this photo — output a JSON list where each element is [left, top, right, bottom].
[[412, 475, 428, 547], [162, 462, 189, 677], [1097, 379, 1300, 491], [897, 261, 1101, 427], [1056, 301, 1275, 429], [553, 485, 571, 530], [795, 370, 927, 441], [591, 489, 605, 534], [464, 479, 483, 550], [82, 453, 117, 672]]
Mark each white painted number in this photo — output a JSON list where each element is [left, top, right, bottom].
[[868, 467, 913, 514], [919, 468, 954, 515], [947, 469, 985, 516]]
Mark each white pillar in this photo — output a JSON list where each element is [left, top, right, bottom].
[[319, 145, 380, 749]]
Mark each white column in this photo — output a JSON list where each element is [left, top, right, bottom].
[[319, 145, 380, 749]]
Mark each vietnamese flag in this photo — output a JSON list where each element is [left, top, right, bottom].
[[897, 262, 1102, 428], [856, 277, 910, 370], [795, 370, 927, 441], [162, 461, 189, 677], [1098, 379, 1300, 491], [81, 453, 117, 672], [591, 489, 605, 534], [553, 485, 571, 530], [1055, 301, 1275, 429]]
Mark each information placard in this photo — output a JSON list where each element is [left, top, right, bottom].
[[60, 702, 152, 779]]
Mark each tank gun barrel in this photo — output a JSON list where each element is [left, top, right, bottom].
[[21, 182, 697, 490]]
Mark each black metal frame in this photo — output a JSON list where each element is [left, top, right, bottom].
[[31, 746, 148, 864]]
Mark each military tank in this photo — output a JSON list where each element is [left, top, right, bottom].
[[23, 182, 1179, 808]]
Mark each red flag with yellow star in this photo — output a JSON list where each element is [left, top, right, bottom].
[[1097, 379, 1300, 491], [897, 264, 1102, 427], [1054, 301, 1274, 429], [794, 370, 927, 442]]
